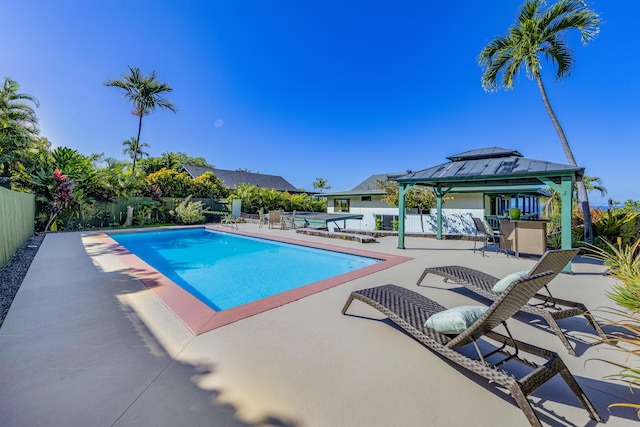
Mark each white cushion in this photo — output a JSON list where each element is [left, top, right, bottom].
[[424, 305, 488, 334], [492, 270, 530, 294]]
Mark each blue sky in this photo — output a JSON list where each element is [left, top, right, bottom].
[[2, 1, 638, 205]]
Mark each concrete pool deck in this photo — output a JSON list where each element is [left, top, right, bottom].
[[0, 224, 638, 426]]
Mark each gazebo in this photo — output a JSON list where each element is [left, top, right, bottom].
[[395, 148, 582, 267]]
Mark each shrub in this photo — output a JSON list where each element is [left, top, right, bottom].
[[586, 238, 640, 418], [589, 308, 640, 419], [189, 171, 229, 198], [146, 168, 191, 197], [586, 238, 640, 313], [171, 196, 212, 224], [593, 211, 640, 246]]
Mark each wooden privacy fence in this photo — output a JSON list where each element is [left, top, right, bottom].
[[0, 187, 35, 268]]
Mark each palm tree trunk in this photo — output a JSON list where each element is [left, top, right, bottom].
[[131, 115, 143, 183], [534, 72, 593, 243], [125, 115, 144, 227]]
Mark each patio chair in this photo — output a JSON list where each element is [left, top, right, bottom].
[[283, 210, 299, 229], [416, 249, 604, 356], [472, 217, 504, 256], [268, 210, 284, 229], [342, 273, 603, 427], [258, 208, 266, 228], [221, 214, 239, 229]]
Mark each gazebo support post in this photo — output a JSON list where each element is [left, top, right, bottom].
[[397, 183, 413, 249], [541, 175, 575, 272], [434, 186, 450, 240]]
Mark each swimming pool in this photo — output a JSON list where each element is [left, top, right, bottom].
[[104, 226, 410, 333], [110, 228, 380, 311]]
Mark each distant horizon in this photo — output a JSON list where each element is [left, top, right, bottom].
[[2, 1, 638, 205]]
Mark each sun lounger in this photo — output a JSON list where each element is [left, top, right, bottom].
[[416, 249, 604, 356], [342, 273, 603, 427]]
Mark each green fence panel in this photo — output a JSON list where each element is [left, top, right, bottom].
[[92, 197, 229, 227], [0, 187, 36, 268]]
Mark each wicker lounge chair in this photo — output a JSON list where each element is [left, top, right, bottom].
[[342, 273, 603, 427], [416, 249, 604, 356]]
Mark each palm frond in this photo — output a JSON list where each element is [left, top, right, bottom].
[[540, 37, 574, 79]]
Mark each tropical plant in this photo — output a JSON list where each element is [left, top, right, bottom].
[[613, 200, 640, 215], [593, 212, 640, 245], [543, 175, 607, 218], [588, 308, 640, 419], [375, 217, 382, 231], [105, 65, 177, 183], [146, 168, 192, 197], [289, 192, 326, 212], [44, 170, 75, 231], [121, 137, 149, 182], [138, 151, 212, 174], [479, 0, 601, 243], [377, 180, 436, 210], [584, 236, 640, 418], [189, 171, 228, 198], [0, 77, 40, 179], [586, 238, 640, 312], [94, 156, 130, 199], [312, 177, 331, 193], [171, 196, 212, 224], [9, 136, 52, 191], [228, 183, 325, 214]]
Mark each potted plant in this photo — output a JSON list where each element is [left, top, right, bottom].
[[509, 208, 521, 220]]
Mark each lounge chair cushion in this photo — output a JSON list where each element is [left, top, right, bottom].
[[424, 305, 488, 334], [492, 270, 529, 294]]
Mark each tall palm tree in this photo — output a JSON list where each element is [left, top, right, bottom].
[[0, 77, 39, 132], [478, 0, 600, 243], [105, 66, 177, 182], [122, 137, 149, 181], [0, 77, 40, 177]]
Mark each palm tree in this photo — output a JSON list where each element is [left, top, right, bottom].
[[105, 66, 177, 182], [478, 0, 600, 243], [583, 175, 607, 198], [160, 151, 181, 170], [0, 77, 39, 132], [0, 77, 40, 177], [312, 177, 331, 193], [122, 137, 149, 181], [543, 174, 607, 216]]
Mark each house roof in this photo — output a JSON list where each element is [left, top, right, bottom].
[[323, 172, 407, 197], [181, 165, 299, 192], [397, 147, 583, 187]]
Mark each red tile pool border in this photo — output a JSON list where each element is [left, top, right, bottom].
[[97, 226, 411, 335]]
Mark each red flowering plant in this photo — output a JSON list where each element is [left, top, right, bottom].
[[44, 169, 75, 231]]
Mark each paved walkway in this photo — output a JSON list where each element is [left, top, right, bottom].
[[0, 225, 637, 426]]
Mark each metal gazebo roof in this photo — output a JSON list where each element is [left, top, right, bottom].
[[396, 147, 583, 188], [394, 147, 580, 268]]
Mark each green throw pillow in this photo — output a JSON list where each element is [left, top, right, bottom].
[[424, 305, 488, 334], [492, 270, 530, 294]]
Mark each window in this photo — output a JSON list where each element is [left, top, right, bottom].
[[334, 198, 350, 212], [361, 196, 372, 202]]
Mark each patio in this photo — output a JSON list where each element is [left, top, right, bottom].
[[0, 224, 637, 426]]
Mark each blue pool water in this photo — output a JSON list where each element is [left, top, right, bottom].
[[111, 228, 380, 311]]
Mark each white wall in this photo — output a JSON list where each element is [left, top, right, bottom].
[[326, 193, 484, 235]]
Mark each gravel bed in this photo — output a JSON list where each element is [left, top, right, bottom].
[[0, 233, 45, 328]]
